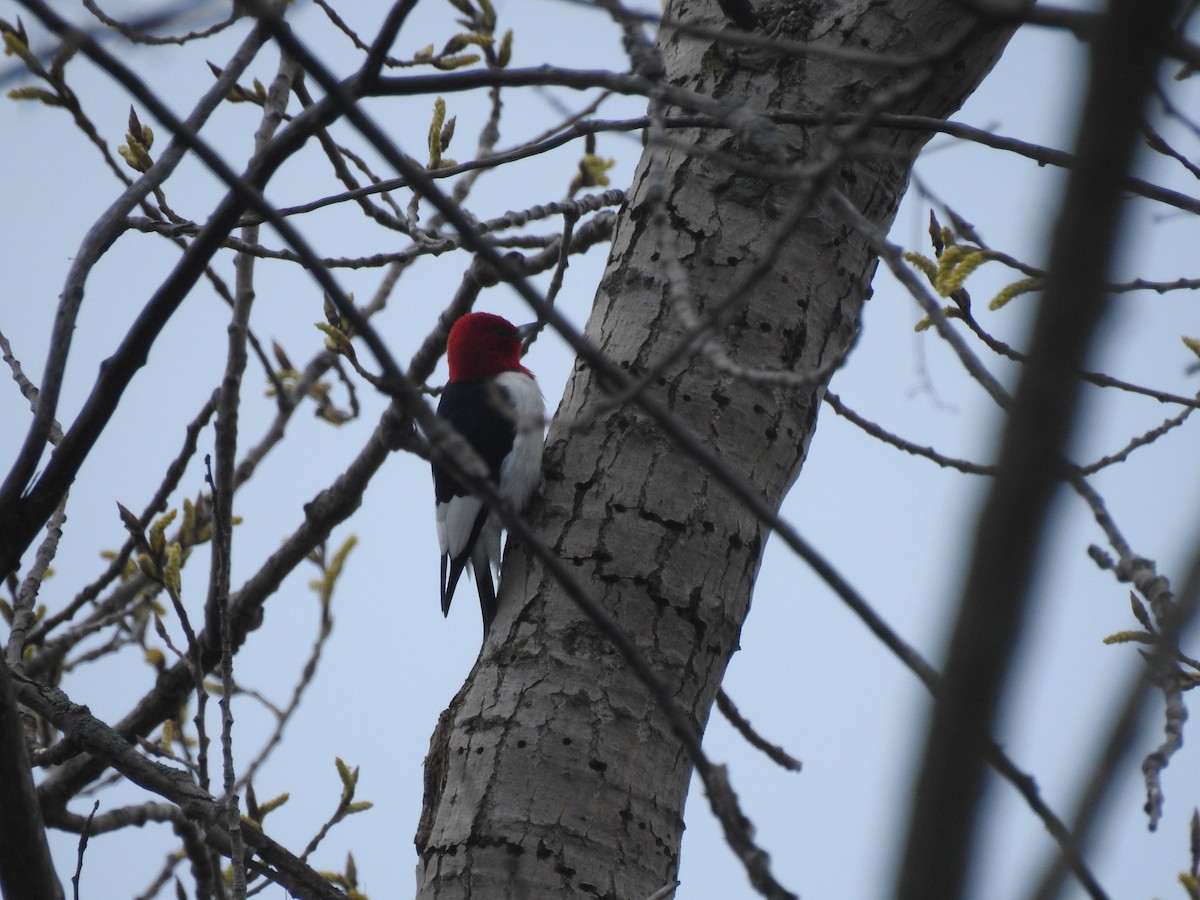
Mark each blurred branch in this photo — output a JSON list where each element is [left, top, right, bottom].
[[897, 0, 1180, 896], [981, 3, 1200, 71]]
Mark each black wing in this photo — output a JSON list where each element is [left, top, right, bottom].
[[431, 381, 515, 503], [432, 381, 515, 632]]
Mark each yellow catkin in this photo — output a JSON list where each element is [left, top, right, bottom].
[[988, 277, 1043, 311], [938, 251, 986, 296]]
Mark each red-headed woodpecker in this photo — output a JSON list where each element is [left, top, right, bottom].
[[432, 312, 546, 635]]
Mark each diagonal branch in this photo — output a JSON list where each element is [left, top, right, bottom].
[[0, 0, 412, 579], [0, 17, 271, 538]]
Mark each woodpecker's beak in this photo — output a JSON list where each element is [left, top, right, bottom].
[[516, 322, 540, 352]]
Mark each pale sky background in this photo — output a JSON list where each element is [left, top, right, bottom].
[[2, 1, 1199, 898]]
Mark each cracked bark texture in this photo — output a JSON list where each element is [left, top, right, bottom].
[[415, 2, 1016, 896]]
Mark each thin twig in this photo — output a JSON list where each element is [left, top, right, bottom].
[[70, 800, 100, 900], [10, 496, 68, 666], [716, 689, 802, 772], [1033, 545, 1200, 900], [824, 392, 995, 476], [0, 328, 64, 445]]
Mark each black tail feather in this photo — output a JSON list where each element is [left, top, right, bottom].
[[441, 552, 462, 617], [476, 564, 497, 636], [441, 507, 492, 624]]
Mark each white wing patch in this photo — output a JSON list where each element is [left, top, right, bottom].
[[494, 370, 546, 512], [439, 494, 484, 559]]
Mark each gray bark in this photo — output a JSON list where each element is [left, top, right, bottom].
[[415, 2, 1017, 896]]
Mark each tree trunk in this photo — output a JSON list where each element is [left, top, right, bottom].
[[415, 2, 1016, 896]]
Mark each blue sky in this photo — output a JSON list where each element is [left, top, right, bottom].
[[2, 1, 1199, 898]]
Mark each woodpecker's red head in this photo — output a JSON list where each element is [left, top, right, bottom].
[[446, 312, 532, 382]]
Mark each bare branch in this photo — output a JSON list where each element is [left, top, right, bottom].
[[69, 800, 98, 900], [17, 671, 345, 900], [1033, 545, 1200, 900], [0, 14, 272, 548], [0, 328, 64, 445], [716, 689, 802, 772], [823, 392, 996, 476], [0, 655, 62, 900]]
